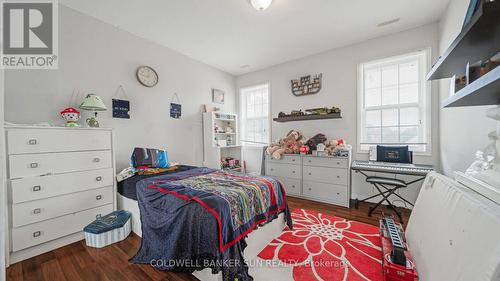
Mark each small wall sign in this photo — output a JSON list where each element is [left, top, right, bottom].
[[112, 99, 130, 119], [170, 93, 182, 119], [170, 103, 181, 119]]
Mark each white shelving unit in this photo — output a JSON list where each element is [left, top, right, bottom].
[[202, 112, 242, 171]]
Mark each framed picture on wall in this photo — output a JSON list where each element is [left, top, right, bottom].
[[212, 88, 225, 104]]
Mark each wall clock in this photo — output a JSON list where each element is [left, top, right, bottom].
[[136, 66, 159, 87]]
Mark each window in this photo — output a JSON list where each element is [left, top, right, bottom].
[[240, 84, 270, 145], [358, 50, 430, 153]]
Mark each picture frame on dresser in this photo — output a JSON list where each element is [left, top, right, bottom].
[[3, 126, 117, 265]]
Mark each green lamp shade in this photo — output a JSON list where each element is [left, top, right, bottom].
[[80, 94, 107, 111]]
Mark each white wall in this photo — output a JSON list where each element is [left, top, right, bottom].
[[237, 23, 441, 205], [4, 5, 236, 170], [438, 0, 498, 176]]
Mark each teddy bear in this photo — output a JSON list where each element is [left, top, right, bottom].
[[306, 133, 327, 152], [266, 130, 304, 159], [325, 139, 340, 155], [325, 139, 352, 156]]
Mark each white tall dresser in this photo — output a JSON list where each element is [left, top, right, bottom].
[[4, 126, 116, 264]]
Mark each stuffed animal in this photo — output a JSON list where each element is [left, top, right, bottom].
[[325, 140, 339, 155], [325, 138, 352, 156], [266, 130, 304, 159], [60, 107, 80, 127], [306, 133, 327, 152]]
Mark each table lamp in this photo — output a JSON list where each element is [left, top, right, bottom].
[[79, 94, 107, 127]]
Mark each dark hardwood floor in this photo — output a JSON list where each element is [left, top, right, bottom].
[[7, 196, 411, 281]]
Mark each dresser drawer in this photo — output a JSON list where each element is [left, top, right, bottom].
[[12, 186, 113, 227], [303, 157, 348, 168], [303, 165, 348, 185], [302, 181, 348, 205], [9, 150, 112, 178], [266, 155, 301, 165], [272, 177, 301, 196], [266, 162, 301, 179], [7, 129, 111, 155], [10, 168, 114, 204], [11, 204, 113, 252]]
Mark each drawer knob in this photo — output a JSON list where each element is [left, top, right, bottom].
[[93, 157, 101, 163], [30, 162, 39, 168], [33, 231, 41, 238], [337, 162, 341, 165], [96, 195, 102, 200], [292, 171, 295, 174], [292, 159, 295, 162], [96, 176, 103, 181], [28, 139, 38, 145], [32, 185, 41, 192], [33, 208, 41, 214], [292, 185, 296, 188], [308, 160, 312, 163], [308, 172, 312, 176], [270, 168, 274, 171], [308, 187, 312, 191], [337, 176, 340, 178], [336, 192, 340, 195]]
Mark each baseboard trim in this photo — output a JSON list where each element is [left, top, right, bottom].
[[8, 232, 84, 265]]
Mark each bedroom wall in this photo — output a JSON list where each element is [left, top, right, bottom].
[[4, 5, 236, 170], [237, 23, 440, 205], [438, 0, 497, 176]]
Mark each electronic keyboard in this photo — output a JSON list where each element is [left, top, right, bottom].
[[351, 161, 434, 176]]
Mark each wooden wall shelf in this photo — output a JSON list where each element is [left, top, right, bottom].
[[273, 113, 342, 122], [427, 1, 500, 81]]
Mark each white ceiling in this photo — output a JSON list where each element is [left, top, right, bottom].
[[61, 0, 450, 75]]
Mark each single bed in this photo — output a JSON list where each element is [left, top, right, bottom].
[[117, 165, 291, 281]]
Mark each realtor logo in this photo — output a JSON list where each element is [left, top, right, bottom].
[[1, 0, 58, 69]]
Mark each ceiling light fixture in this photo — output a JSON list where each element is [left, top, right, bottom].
[[250, 0, 273, 11]]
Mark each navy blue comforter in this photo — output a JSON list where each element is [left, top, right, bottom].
[[131, 168, 292, 281]]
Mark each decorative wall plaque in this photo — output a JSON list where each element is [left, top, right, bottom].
[[291, 73, 322, 96]]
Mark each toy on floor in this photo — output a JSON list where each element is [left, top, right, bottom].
[[380, 216, 419, 281]]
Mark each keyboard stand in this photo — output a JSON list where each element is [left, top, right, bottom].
[[352, 169, 428, 223]]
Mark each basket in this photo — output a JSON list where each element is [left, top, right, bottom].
[[83, 210, 131, 248]]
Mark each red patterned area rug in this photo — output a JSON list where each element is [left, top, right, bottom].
[[255, 209, 384, 281]]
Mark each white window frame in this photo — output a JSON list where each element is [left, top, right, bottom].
[[357, 49, 432, 155], [239, 83, 271, 147]]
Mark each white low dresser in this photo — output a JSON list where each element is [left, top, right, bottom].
[[265, 153, 352, 207], [5, 126, 116, 264]]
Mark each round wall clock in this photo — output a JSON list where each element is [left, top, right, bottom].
[[136, 66, 159, 87]]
